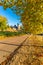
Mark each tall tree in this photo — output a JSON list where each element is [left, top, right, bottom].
[[0, 16, 7, 31], [0, 0, 43, 34]]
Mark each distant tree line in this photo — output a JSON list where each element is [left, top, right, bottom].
[[0, 16, 23, 32]]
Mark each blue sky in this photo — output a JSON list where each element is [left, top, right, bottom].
[[0, 6, 21, 26]]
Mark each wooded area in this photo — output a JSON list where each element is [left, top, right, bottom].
[[0, 0, 43, 34]]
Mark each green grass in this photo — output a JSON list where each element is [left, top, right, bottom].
[[0, 31, 25, 37]]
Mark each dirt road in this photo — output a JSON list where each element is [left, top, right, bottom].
[[0, 35, 28, 64]]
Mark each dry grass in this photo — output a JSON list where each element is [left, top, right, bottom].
[[8, 34, 43, 65], [0, 36, 5, 40], [28, 34, 43, 45]]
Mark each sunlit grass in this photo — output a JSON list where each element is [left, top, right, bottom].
[[0, 31, 25, 37], [28, 34, 43, 46]]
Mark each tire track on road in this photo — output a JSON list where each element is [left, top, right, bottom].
[[0, 36, 28, 65]]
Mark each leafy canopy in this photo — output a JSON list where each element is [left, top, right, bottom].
[[0, 0, 43, 34]]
